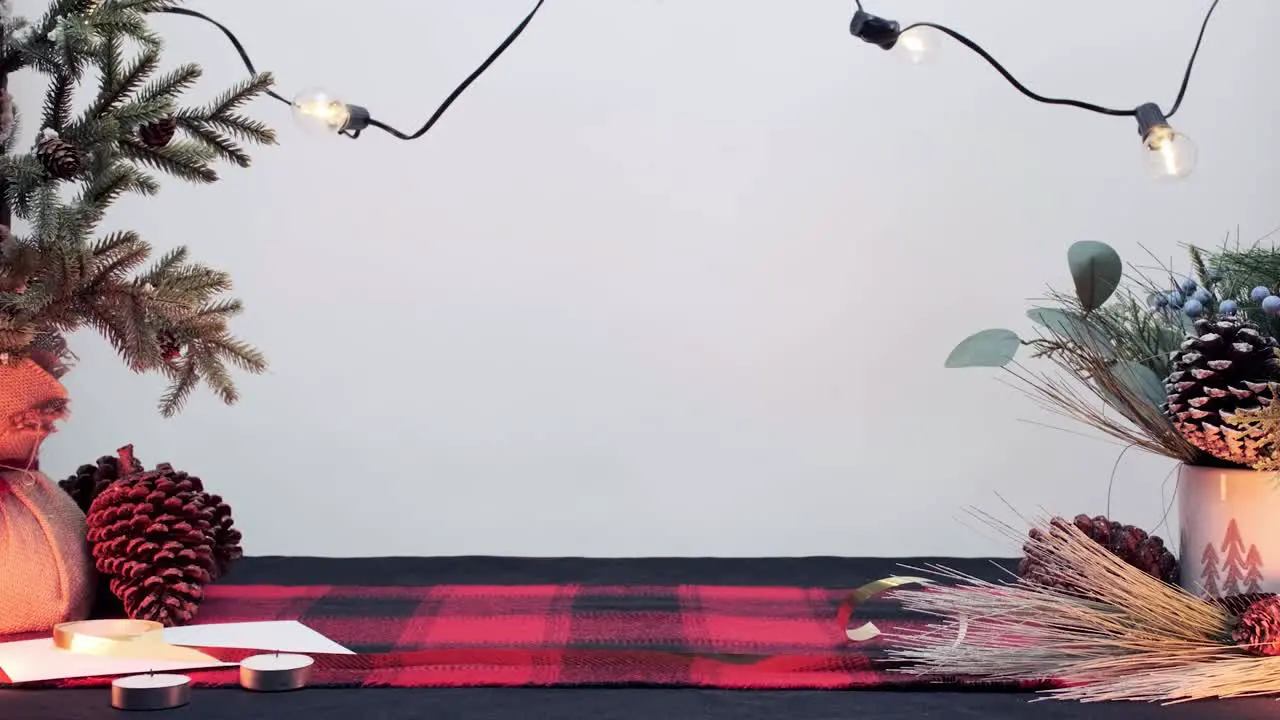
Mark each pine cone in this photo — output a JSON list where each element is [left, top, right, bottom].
[[35, 131, 84, 180], [1233, 595, 1280, 656], [205, 493, 243, 579], [157, 329, 182, 362], [149, 463, 243, 580], [138, 117, 177, 148], [0, 89, 14, 146], [1216, 592, 1277, 617], [59, 444, 145, 514], [28, 330, 70, 379], [1166, 316, 1280, 467], [1018, 514, 1179, 592], [86, 464, 217, 627]]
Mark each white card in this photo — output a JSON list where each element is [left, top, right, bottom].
[[0, 620, 352, 684], [163, 620, 353, 656]]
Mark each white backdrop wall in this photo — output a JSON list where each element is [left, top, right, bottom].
[[10, 0, 1280, 557]]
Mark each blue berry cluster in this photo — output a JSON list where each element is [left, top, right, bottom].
[[1150, 277, 1218, 318], [1253, 286, 1280, 315], [1149, 278, 1280, 319]]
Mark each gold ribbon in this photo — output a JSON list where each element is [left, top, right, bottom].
[[841, 576, 932, 642], [53, 620, 221, 664]]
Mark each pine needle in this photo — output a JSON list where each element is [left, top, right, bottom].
[[881, 512, 1278, 703], [41, 72, 74, 131]]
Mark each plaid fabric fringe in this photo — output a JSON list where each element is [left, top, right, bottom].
[[9, 584, 1047, 690]]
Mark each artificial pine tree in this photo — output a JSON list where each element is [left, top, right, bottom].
[[0, 0, 276, 415]]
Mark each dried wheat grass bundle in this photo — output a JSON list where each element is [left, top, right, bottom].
[[882, 512, 1280, 703]]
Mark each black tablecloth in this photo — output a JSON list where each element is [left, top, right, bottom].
[[3, 556, 1273, 719]]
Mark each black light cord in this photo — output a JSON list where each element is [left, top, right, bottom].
[[160, 0, 548, 140], [862, 0, 1221, 118], [1165, 0, 1220, 117], [158, 7, 290, 106], [899, 22, 1133, 117], [366, 0, 546, 140]]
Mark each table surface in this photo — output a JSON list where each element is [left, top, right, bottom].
[[3, 556, 1276, 720]]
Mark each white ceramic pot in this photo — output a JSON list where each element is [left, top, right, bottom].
[[1178, 465, 1280, 599]]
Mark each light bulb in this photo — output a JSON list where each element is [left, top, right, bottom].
[[1134, 102, 1196, 180], [892, 28, 935, 65], [1141, 126, 1198, 179], [292, 88, 352, 135]]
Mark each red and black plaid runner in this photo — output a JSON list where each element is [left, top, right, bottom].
[[15, 583, 1043, 690]]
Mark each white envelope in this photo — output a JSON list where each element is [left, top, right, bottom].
[[0, 620, 353, 684]]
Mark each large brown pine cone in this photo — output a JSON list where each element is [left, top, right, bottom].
[[58, 445, 145, 514], [1217, 592, 1277, 617], [1018, 514, 1179, 592], [35, 132, 84, 180], [205, 493, 243, 579], [1233, 595, 1280, 656], [138, 117, 177, 148], [86, 466, 217, 627], [154, 464, 243, 581]]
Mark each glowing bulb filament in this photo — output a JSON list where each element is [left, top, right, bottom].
[[295, 99, 349, 131], [896, 30, 930, 64], [1159, 143, 1178, 177], [1146, 127, 1180, 176]]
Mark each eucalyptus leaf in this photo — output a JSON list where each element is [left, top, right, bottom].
[[945, 329, 1020, 368], [1026, 308, 1115, 358], [1067, 241, 1123, 312], [1110, 361, 1168, 409]]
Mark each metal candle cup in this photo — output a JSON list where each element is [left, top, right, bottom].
[[239, 653, 314, 692], [111, 673, 191, 710]]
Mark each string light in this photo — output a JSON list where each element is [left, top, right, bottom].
[[160, 1, 546, 140], [290, 88, 366, 136], [849, 0, 1222, 180], [1135, 103, 1198, 179], [165, 0, 1221, 178]]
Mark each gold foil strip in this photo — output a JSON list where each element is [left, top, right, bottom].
[[53, 619, 220, 663], [841, 576, 932, 642]]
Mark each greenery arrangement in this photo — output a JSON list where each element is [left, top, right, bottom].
[[947, 237, 1280, 470], [883, 513, 1280, 703], [0, 0, 275, 416]]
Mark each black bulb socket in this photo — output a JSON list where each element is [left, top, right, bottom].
[[1134, 102, 1169, 139], [343, 104, 371, 133], [850, 9, 900, 50]]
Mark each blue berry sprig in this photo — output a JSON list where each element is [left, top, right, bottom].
[[1150, 278, 1217, 319]]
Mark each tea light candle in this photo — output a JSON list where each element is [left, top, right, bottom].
[[239, 653, 314, 692], [111, 673, 191, 710]]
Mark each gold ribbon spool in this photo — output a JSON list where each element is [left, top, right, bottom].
[[53, 620, 221, 664], [842, 576, 933, 642]]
